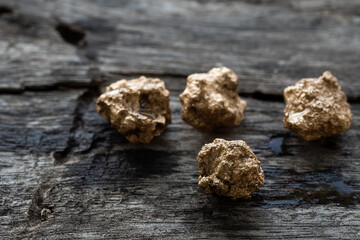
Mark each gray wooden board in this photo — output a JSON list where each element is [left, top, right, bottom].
[[0, 0, 360, 239], [1, 0, 360, 98]]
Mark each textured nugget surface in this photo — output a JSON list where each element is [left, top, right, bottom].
[[96, 76, 171, 144], [197, 138, 264, 200], [179, 67, 246, 131], [284, 71, 352, 141]]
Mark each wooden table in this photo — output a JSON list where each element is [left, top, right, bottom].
[[1, 0, 360, 239]]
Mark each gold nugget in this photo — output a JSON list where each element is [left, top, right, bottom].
[[179, 67, 246, 131], [197, 138, 264, 200], [96, 76, 171, 144], [284, 71, 352, 141]]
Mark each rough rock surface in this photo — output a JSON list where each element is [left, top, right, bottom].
[[284, 71, 353, 141], [96, 76, 171, 143], [179, 67, 246, 131], [197, 138, 265, 200]]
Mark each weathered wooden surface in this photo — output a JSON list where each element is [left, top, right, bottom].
[[0, 0, 360, 239]]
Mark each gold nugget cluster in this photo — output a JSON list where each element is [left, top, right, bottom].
[[96, 67, 353, 200]]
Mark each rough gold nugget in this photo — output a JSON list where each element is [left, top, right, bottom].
[[179, 67, 246, 131], [96, 76, 171, 144], [197, 138, 264, 200], [284, 71, 352, 141]]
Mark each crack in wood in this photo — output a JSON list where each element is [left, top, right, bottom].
[[27, 184, 54, 227], [0, 5, 13, 16], [106, 71, 189, 79], [1, 84, 359, 104], [240, 91, 284, 102], [53, 86, 101, 165], [55, 22, 87, 47]]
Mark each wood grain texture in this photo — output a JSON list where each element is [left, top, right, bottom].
[[1, 0, 360, 98], [0, 0, 360, 239]]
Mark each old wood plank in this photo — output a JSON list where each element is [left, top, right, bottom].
[[0, 0, 360, 239], [1, 88, 360, 238], [0, 90, 87, 238], [0, 0, 359, 98]]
